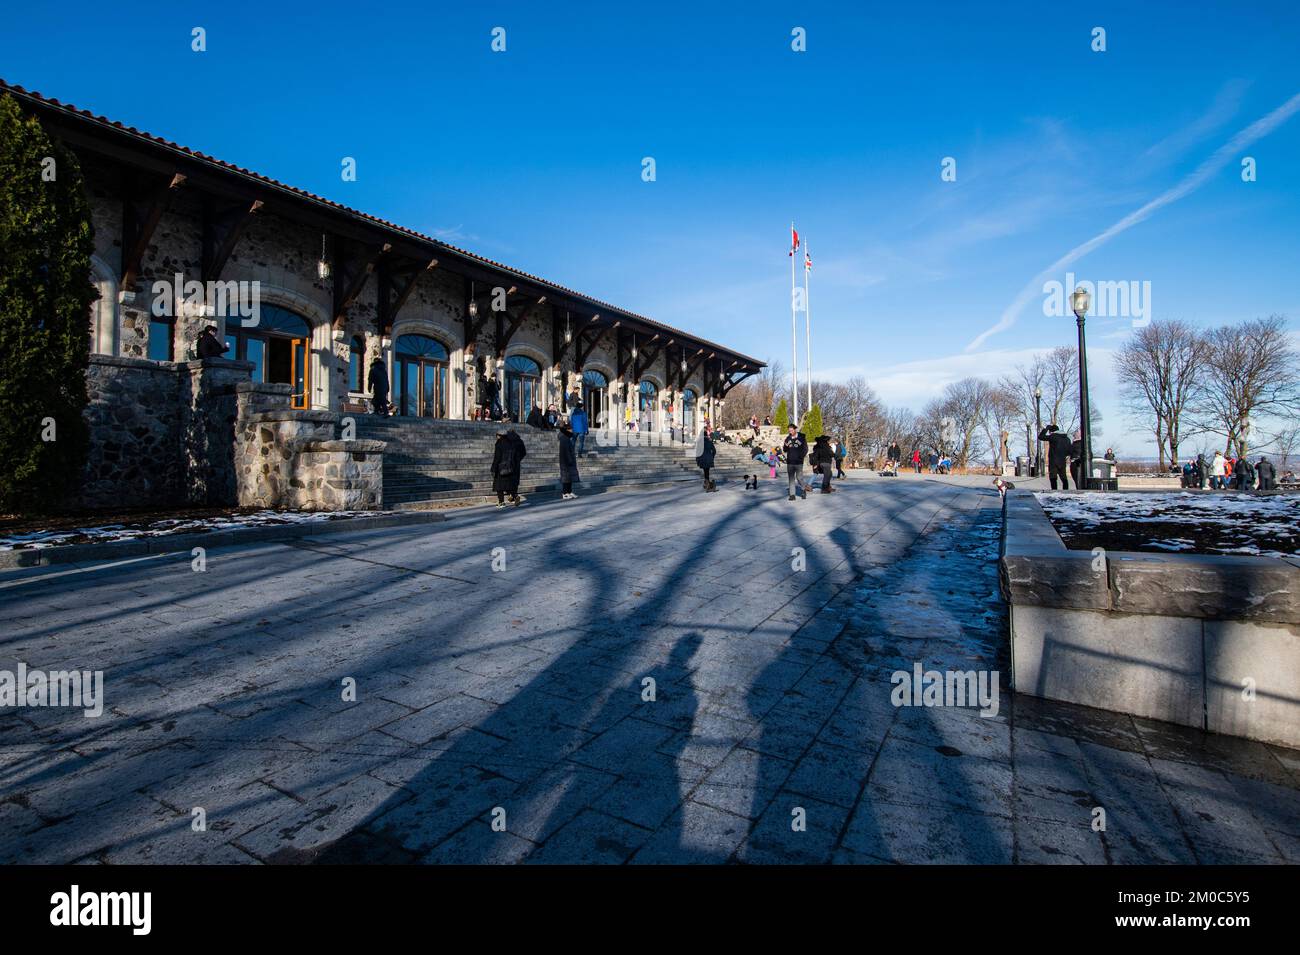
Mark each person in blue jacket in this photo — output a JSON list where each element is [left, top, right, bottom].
[[570, 402, 589, 456]]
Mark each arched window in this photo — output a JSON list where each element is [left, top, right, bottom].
[[348, 336, 365, 393], [225, 304, 312, 409], [582, 369, 608, 429], [682, 388, 698, 435], [638, 379, 657, 431], [395, 334, 450, 418], [505, 355, 542, 423]]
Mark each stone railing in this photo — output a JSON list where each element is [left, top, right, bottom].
[[1000, 490, 1300, 748]]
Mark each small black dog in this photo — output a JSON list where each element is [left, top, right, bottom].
[[744, 474, 758, 490]]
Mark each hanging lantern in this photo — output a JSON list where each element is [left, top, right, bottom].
[[631, 333, 638, 361], [564, 311, 572, 344], [316, 234, 331, 281], [468, 281, 478, 318]]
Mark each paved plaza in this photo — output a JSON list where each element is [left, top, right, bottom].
[[1, 476, 1297, 864]]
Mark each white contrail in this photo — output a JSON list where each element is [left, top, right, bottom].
[[966, 91, 1300, 352]]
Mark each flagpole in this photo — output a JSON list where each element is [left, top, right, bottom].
[[804, 239, 812, 413], [790, 222, 800, 424]]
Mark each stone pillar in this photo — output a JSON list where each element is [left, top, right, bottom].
[[183, 357, 254, 506]]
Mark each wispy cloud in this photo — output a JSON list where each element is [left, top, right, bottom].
[[1140, 79, 1249, 165], [966, 90, 1300, 353]]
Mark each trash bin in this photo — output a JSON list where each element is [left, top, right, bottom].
[[1015, 455, 1028, 477], [1089, 458, 1118, 491]]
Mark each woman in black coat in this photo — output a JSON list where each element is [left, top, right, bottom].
[[369, 357, 390, 416], [810, 435, 836, 493], [694, 428, 716, 489], [492, 430, 527, 507], [558, 424, 581, 500]]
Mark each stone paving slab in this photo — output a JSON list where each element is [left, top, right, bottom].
[[0, 476, 1296, 864]]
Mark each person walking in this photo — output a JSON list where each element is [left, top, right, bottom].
[[558, 423, 581, 499], [1195, 453, 1209, 489], [369, 354, 390, 417], [1037, 425, 1072, 490], [911, 448, 922, 473], [1211, 450, 1227, 490], [491, 428, 528, 507], [570, 401, 589, 456], [835, 438, 847, 479], [783, 424, 809, 500], [694, 426, 716, 490], [888, 442, 902, 472], [810, 435, 836, 493], [1257, 455, 1277, 491]]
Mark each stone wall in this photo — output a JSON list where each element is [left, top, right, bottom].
[[81, 355, 255, 511], [82, 355, 185, 509]]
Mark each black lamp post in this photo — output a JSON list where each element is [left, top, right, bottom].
[[1033, 385, 1042, 477], [1071, 286, 1094, 490]]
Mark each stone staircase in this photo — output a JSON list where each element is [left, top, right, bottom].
[[350, 417, 758, 508]]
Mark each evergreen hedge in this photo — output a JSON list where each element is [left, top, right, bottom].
[[0, 93, 96, 513]]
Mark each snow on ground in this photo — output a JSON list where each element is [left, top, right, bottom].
[[1035, 491, 1300, 557], [0, 510, 376, 550]]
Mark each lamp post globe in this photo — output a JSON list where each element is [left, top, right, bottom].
[[1070, 287, 1094, 490]]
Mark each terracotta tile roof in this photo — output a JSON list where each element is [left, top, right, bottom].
[[0, 78, 764, 370]]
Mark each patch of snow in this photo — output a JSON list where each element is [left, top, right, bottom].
[[1035, 491, 1299, 558], [0, 510, 377, 550]]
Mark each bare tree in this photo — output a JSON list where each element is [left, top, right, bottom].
[[1272, 423, 1300, 471], [1195, 315, 1299, 457], [1040, 346, 1080, 433], [979, 384, 1022, 467], [923, 377, 991, 468], [720, 358, 786, 428], [1112, 319, 1208, 468]]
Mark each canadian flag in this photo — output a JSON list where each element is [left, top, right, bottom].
[[789, 226, 799, 256]]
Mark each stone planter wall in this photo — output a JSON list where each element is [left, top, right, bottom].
[[1000, 491, 1300, 748], [234, 401, 385, 511]]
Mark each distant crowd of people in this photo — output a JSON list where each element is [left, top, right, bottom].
[[877, 443, 954, 475], [1178, 450, 1281, 491]]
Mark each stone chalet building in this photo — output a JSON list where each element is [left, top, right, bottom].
[[5, 81, 762, 511]]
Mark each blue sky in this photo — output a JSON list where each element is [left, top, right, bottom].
[[4, 0, 1298, 455]]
